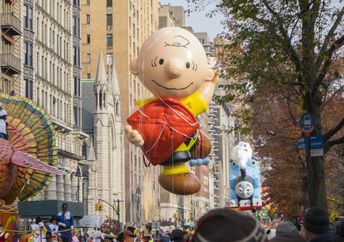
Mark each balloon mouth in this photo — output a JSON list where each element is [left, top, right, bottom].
[[152, 80, 193, 90]]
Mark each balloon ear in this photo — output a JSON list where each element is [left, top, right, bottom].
[[130, 59, 139, 75], [205, 68, 215, 81]]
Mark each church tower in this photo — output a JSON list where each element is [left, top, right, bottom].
[[92, 54, 125, 221]]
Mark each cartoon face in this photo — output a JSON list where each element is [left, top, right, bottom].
[[130, 27, 214, 98], [235, 180, 254, 199]]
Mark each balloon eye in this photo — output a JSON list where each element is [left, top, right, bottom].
[[159, 59, 164, 65], [186, 62, 190, 68]]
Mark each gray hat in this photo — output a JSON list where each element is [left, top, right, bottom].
[[276, 221, 298, 235]]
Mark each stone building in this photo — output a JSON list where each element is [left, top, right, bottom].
[[81, 0, 161, 224], [159, 4, 185, 28], [1, 0, 21, 94], [208, 37, 239, 208], [81, 54, 125, 222], [1, 0, 88, 214]]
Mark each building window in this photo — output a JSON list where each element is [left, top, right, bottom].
[[24, 41, 33, 67], [106, 0, 112, 7], [115, 102, 119, 116], [106, 34, 113, 46], [73, 106, 80, 127], [24, 5, 33, 30], [73, 46, 80, 66], [106, 54, 113, 65], [86, 0, 90, 4], [73, 16, 80, 37], [86, 53, 91, 63], [87, 34, 90, 44], [86, 14, 90, 24], [74, 76, 80, 96], [87, 73, 91, 79], [73, 0, 79, 6], [106, 14, 112, 27]]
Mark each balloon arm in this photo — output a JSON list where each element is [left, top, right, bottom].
[[198, 70, 219, 104], [11, 151, 63, 175]]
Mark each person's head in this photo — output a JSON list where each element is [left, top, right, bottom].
[[39, 222, 45, 230], [36, 217, 43, 224], [171, 229, 183, 242], [192, 208, 266, 242], [116, 232, 124, 242], [182, 230, 190, 241], [59, 236, 69, 242], [50, 215, 58, 224], [62, 203, 68, 213], [302, 207, 329, 240], [124, 226, 136, 241], [276, 221, 299, 236], [130, 27, 214, 99]]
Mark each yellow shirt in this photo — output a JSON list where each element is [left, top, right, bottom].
[[135, 91, 208, 152], [135, 91, 208, 116]]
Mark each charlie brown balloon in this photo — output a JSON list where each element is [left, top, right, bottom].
[[126, 27, 219, 195]]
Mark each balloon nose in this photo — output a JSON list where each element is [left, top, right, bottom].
[[164, 59, 183, 79]]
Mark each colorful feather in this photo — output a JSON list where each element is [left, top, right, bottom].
[[0, 93, 59, 203]]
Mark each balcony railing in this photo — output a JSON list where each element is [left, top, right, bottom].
[[0, 13, 21, 36], [1, 53, 21, 75]]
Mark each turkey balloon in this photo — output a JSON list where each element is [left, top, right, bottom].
[[0, 93, 62, 205]]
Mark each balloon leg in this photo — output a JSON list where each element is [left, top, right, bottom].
[[158, 162, 201, 195]]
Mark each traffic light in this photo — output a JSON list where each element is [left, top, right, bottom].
[[95, 202, 103, 211], [95, 202, 99, 211]]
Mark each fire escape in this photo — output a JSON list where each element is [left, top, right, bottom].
[[1, 0, 21, 77]]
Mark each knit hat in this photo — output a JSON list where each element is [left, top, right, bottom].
[[276, 221, 299, 235], [172, 229, 184, 242], [192, 208, 266, 242], [303, 208, 329, 235]]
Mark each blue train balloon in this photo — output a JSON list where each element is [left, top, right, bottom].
[[229, 142, 262, 210]]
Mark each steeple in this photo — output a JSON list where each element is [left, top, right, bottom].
[[94, 54, 108, 110], [95, 53, 107, 85]]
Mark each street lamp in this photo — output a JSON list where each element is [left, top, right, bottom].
[[97, 198, 124, 223]]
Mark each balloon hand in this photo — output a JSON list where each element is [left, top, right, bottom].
[[125, 125, 144, 147]]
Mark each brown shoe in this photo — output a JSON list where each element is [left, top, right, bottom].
[[190, 132, 211, 159], [158, 172, 201, 195]]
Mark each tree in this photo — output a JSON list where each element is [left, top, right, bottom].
[[189, 0, 344, 210], [250, 84, 344, 217]]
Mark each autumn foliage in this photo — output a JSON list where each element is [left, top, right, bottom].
[[250, 83, 344, 219]]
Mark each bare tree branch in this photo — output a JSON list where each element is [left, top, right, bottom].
[[312, 35, 344, 93], [326, 136, 344, 152], [324, 118, 344, 141], [261, 0, 303, 74], [322, 84, 344, 107], [315, 7, 344, 71]]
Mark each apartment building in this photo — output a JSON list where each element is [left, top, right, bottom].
[[0, 0, 88, 215]]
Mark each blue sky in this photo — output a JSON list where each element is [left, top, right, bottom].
[[159, 0, 225, 40]]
